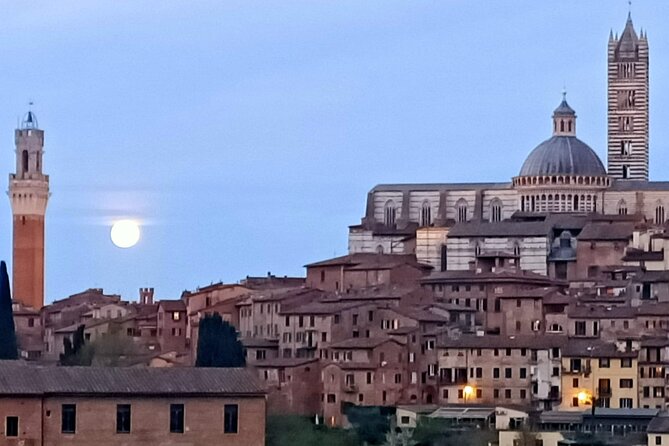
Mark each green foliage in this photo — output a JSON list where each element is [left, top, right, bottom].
[[346, 405, 390, 445], [88, 331, 140, 366], [266, 415, 358, 446], [60, 325, 92, 366], [196, 313, 245, 367], [0, 261, 18, 360], [411, 419, 496, 446]]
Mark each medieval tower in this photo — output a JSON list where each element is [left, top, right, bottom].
[[8, 111, 49, 309], [607, 13, 649, 180]]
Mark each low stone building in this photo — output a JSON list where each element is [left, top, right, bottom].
[[0, 362, 266, 446]]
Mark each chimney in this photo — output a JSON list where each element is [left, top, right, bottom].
[[139, 287, 154, 305]]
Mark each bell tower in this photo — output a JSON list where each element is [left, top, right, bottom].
[[607, 13, 649, 180], [8, 110, 49, 309]]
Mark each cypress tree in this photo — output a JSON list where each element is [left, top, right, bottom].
[[196, 313, 245, 367], [0, 261, 18, 360]]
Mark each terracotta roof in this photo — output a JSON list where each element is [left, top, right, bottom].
[[241, 338, 279, 348], [436, 334, 567, 350], [323, 361, 378, 370], [568, 305, 636, 319], [422, 269, 558, 286], [279, 300, 363, 315], [329, 337, 404, 350], [577, 222, 634, 241], [252, 358, 318, 368], [622, 248, 664, 262], [636, 303, 669, 316], [562, 339, 638, 358], [0, 362, 265, 396], [305, 253, 431, 271], [648, 415, 669, 434], [158, 300, 186, 312]]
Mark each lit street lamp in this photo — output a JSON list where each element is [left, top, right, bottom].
[[463, 385, 474, 404]]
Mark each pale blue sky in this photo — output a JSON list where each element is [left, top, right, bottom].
[[1, 1, 668, 302]]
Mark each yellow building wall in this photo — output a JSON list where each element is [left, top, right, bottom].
[[560, 356, 638, 410]]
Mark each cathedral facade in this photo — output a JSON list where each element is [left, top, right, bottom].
[[348, 14, 669, 273]]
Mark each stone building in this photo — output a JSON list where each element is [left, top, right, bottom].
[[348, 15, 669, 275], [8, 110, 49, 310], [0, 362, 265, 446]]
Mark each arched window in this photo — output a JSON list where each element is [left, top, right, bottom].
[[573, 195, 579, 211], [384, 200, 396, 227], [618, 200, 628, 215], [490, 198, 502, 222], [622, 165, 630, 179], [456, 199, 468, 223], [376, 245, 384, 254], [420, 201, 432, 227], [22, 150, 28, 173], [513, 242, 520, 257], [656, 202, 666, 224], [568, 120, 572, 132], [560, 120, 564, 132]]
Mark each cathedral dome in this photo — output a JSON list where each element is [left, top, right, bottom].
[[519, 135, 606, 177], [518, 95, 606, 177]]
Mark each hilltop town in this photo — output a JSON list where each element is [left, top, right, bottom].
[[5, 9, 669, 446]]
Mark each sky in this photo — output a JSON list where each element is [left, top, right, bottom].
[[1, 0, 669, 303]]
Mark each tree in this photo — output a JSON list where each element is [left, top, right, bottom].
[[266, 415, 358, 446], [60, 325, 92, 366], [0, 261, 18, 360], [195, 313, 245, 367], [88, 331, 140, 366]]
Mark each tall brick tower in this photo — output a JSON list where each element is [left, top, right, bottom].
[[607, 13, 649, 180], [8, 110, 49, 309]]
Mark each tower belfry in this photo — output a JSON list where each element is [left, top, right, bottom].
[[8, 109, 49, 309], [607, 12, 649, 180]]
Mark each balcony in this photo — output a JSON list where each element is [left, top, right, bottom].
[[438, 377, 467, 386], [344, 383, 358, 393]]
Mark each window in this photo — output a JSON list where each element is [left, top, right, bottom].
[[655, 435, 662, 445], [620, 379, 633, 389], [575, 321, 586, 336], [493, 368, 500, 379], [573, 378, 579, 388], [620, 140, 632, 156], [619, 398, 633, 409], [490, 199, 502, 222], [170, 404, 185, 434], [599, 358, 610, 368], [456, 199, 468, 223], [62, 404, 76, 434], [505, 389, 511, 399], [494, 389, 499, 398], [520, 368, 527, 379], [21, 150, 28, 173], [421, 201, 432, 227], [367, 372, 373, 384], [656, 204, 666, 224], [621, 358, 633, 368], [224, 404, 239, 434], [116, 404, 131, 433], [5, 416, 18, 437], [622, 165, 630, 179], [172, 311, 181, 321], [384, 200, 397, 227], [505, 368, 512, 379]]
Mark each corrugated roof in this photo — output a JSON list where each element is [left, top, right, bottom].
[[0, 362, 265, 396]]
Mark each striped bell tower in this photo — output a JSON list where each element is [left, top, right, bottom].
[[607, 13, 649, 181]]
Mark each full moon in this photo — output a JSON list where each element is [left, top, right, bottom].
[[110, 220, 141, 248]]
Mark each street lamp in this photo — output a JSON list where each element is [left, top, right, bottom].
[[463, 385, 474, 404]]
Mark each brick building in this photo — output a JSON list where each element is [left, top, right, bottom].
[[0, 362, 265, 446]]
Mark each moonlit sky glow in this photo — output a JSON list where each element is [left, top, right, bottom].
[[1, 1, 669, 302]]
